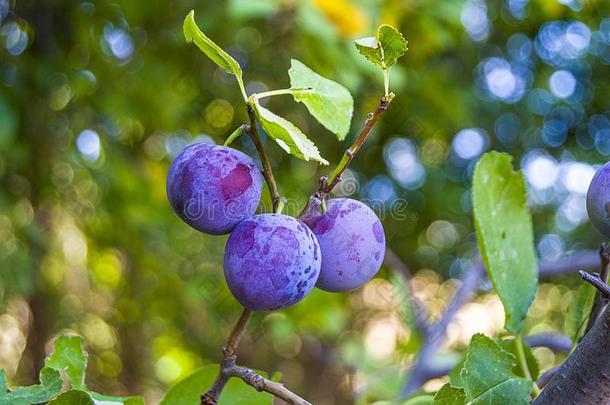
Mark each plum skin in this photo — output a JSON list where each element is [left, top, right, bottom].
[[303, 198, 385, 292], [166, 142, 262, 235], [587, 162, 610, 238], [223, 214, 321, 311]]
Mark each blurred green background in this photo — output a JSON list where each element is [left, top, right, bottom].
[[0, 0, 609, 403]]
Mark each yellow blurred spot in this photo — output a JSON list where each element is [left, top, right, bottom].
[[423, 376, 450, 392], [0, 298, 30, 379], [154, 347, 197, 384], [60, 224, 87, 266], [426, 221, 458, 251], [48, 84, 73, 111], [421, 138, 447, 166], [273, 333, 302, 359], [82, 316, 117, 350], [204, 99, 234, 131], [97, 350, 123, 378], [364, 316, 405, 360], [312, 0, 368, 37], [533, 347, 556, 373], [40, 257, 65, 289], [445, 294, 505, 347], [92, 250, 123, 289], [361, 279, 402, 310]]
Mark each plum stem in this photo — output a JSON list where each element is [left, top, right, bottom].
[[245, 104, 282, 212], [223, 125, 248, 146], [515, 334, 541, 397], [276, 196, 287, 214], [320, 198, 328, 214], [250, 87, 312, 101]]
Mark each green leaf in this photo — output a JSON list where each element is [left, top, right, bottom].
[[0, 367, 63, 405], [565, 282, 597, 346], [91, 392, 146, 405], [288, 59, 353, 140], [402, 391, 435, 404], [460, 334, 533, 405], [183, 11, 246, 99], [496, 338, 540, 380], [251, 101, 328, 165], [433, 384, 465, 405], [355, 24, 408, 69], [45, 335, 88, 389], [159, 364, 278, 405], [472, 151, 538, 334], [48, 389, 94, 405]]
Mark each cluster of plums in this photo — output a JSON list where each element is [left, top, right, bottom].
[[167, 142, 385, 311]]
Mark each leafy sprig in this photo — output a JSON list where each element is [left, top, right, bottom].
[[0, 336, 144, 404], [183, 10, 354, 165], [355, 24, 408, 97]]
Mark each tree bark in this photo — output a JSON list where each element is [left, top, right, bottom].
[[534, 305, 610, 404]]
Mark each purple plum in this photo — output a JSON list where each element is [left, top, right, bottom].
[[303, 198, 385, 292], [587, 161, 610, 238], [223, 214, 321, 311], [166, 142, 262, 235]]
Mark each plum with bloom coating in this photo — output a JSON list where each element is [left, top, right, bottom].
[[587, 161, 610, 238], [224, 214, 321, 311], [303, 198, 385, 292], [166, 143, 262, 235]]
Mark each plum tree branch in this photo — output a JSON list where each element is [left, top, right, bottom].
[[530, 249, 610, 404], [224, 364, 311, 405], [200, 280, 310, 404], [533, 304, 610, 404]]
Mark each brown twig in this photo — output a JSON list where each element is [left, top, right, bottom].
[[583, 243, 610, 335], [319, 96, 391, 197], [202, 352, 310, 405], [200, 306, 309, 404], [201, 308, 252, 404], [299, 95, 392, 218], [246, 105, 281, 212], [224, 364, 311, 405]]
